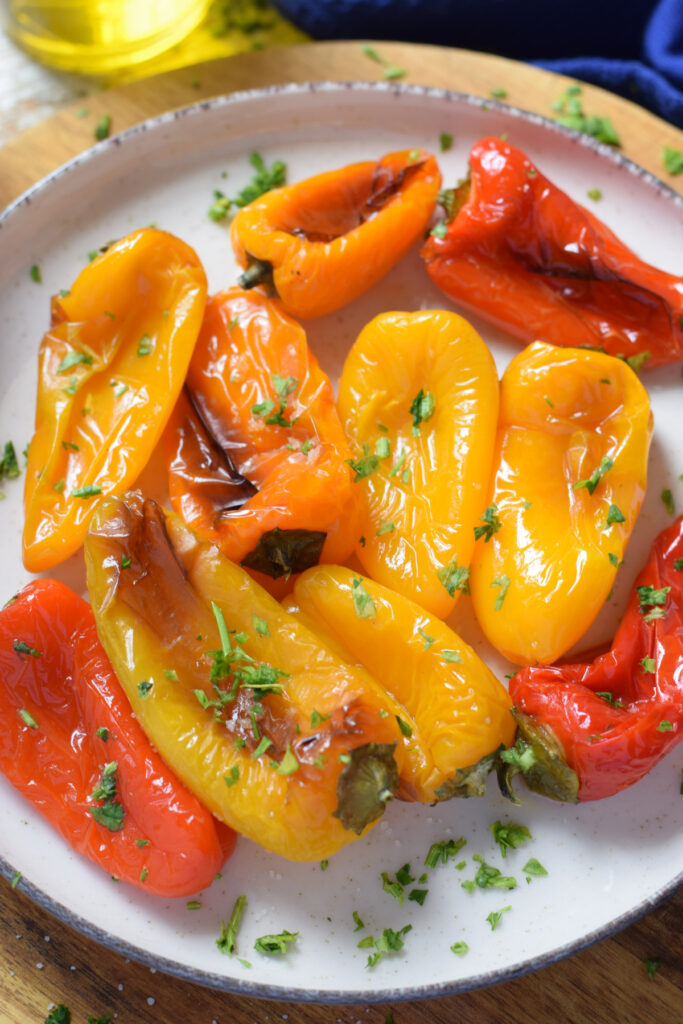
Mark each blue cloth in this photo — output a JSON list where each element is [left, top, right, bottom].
[[273, 0, 683, 127]]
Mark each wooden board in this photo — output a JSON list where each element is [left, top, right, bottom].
[[0, 39, 681, 1024]]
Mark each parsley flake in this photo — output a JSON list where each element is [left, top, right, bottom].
[[604, 504, 626, 528], [14, 640, 41, 659], [439, 132, 453, 152], [417, 628, 435, 649], [137, 680, 153, 698], [491, 574, 511, 609], [376, 520, 395, 536], [217, 894, 247, 956], [450, 941, 469, 956], [637, 585, 671, 623], [474, 503, 502, 542], [441, 649, 462, 664], [424, 837, 466, 868], [224, 765, 240, 787], [351, 577, 376, 618], [640, 657, 656, 674], [587, 188, 602, 200], [57, 349, 93, 374], [94, 114, 111, 140], [396, 716, 413, 738], [437, 559, 470, 596], [18, 708, 38, 729], [254, 930, 298, 955], [644, 956, 661, 979], [89, 761, 124, 832], [29, 264, 42, 283], [663, 146, 683, 175], [661, 488, 675, 515], [486, 905, 512, 930], [522, 858, 548, 877], [491, 820, 531, 858], [657, 721, 673, 732], [409, 389, 436, 432], [573, 456, 613, 495], [137, 334, 153, 357], [252, 614, 269, 636], [71, 484, 102, 498]]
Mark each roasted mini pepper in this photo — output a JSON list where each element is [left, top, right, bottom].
[[164, 288, 362, 582], [0, 578, 230, 895], [337, 309, 499, 619], [23, 228, 207, 573], [470, 342, 652, 666], [422, 136, 683, 369], [285, 566, 515, 802], [85, 492, 405, 862], [504, 516, 683, 802], [231, 149, 442, 318]]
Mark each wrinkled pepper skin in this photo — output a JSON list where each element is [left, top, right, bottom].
[[231, 149, 442, 318], [509, 516, 683, 801], [286, 566, 515, 803], [0, 579, 230, 895], [85, 492, 404, 862], [23, 228, 207, 573], [164, 288, 362, 582], [422, 137, 683, 368], [470, 342, 652, 666], [338, 310, 499, 618]]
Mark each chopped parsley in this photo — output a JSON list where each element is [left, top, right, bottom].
[[644, 956, 661, 979], [674, 558, 683, 572], [395, 716, 413, 738], [376, 520, 395, 536], [224, 765, 240, 787], [491, 820, 531, 858], [361, 44, 407, 80], [89, 761, 124, 832], [11, 870, 21, 889], [637, 585, 671, 623], [71, 484, 102, 498], [657, 721, 673, 732], [596, 691, 624, 708], [209, 152, 286, 220], [430, 221, 448, 239], [640, 657, 656, 674], [381, 870, 405, 905], [351, 577, 376, 619], [662, 146, 683, 175], [96, 726, 109, 741], [0, 441, 20, 480], [441, 649, 462, 664], [474, 503, 502, 542], [408, 888, 428, 905], [486, 905, 512, 931], [137, 334, 153, 357], [18, 708, 38, 729], [491, 574, 511, 610], [469, 855, 517, 890], [254, 930, 298, 955], [217, 894, 247, 956], [550, 84, 621, 146], [137, 680, 153, 698], [94, 114, 111, 140], [604, 504, 626, 528], [375, 436, 391, 459], [276, 744, 299, 775], [424, 837, 466, 868], [14, 640, 41, 659], [450, 941, 469, 956], [252, 614, 269, 637], [387, 450, 407, 479], [45, 1007, 71, 1024], [625, 351, 650, 373], [409, 389, 436, 434], [608, 552, 620, 567], [417, 628, 435, 650], [347, 450, 380, 481], [29, 264, 42, 283], [437, 559, 470, 597], [573, 456, 613, 495], [490, 87, 508, 98], [522, 858, 548, 877], [587, 188, 602, 201], [252, 736, 273, 759], [361, 924, 411, 968], [57, 350, 93, 374], [439, 132, 453, 152], [661, 488, 675, 515], [353, 910, 365, 931]]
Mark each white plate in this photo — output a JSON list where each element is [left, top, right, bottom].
[[0, 82, 681, 1003]]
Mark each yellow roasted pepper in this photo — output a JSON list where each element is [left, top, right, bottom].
[[337, 310, 499, 619], [84, 492, 405, 862], [285, 566, 515, 802], [470, 342, 652, 665], [23, 228, 207, 573]]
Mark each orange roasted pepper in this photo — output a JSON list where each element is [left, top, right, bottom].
[[285, 566, 515, 802], [470, 342, 652, 666], [23, 228, 207, 572], [230, 149, 442, 318], [164, 288, 362, 581], [337, 310, 499, 618]]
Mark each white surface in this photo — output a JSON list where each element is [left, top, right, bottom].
[[0, 83, 681, 999]]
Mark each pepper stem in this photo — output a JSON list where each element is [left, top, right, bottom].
[[238, 259, 274, 292]]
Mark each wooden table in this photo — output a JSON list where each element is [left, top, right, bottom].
[[1, 39, 681, 1024]]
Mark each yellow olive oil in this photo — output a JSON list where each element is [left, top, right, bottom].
[[8, 0, 211, 73]]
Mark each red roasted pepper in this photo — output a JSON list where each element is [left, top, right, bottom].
[[422, 137, 683, 369], [0, 579, 232, 895], [506, 517, 683, 802]]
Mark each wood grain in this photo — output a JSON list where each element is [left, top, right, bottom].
[[1, 41, 682, 209], [0, 39, 681, 1024]]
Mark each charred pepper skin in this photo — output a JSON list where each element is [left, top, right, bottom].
[[508, 516, 683, 802], [23, 228, 207, 573], [0, 578, 230, 895], [231, 149, 442, 318], [422, 136, 683, 369]]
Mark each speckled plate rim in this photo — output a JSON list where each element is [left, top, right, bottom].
[[0, 80, 681, 1004]]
